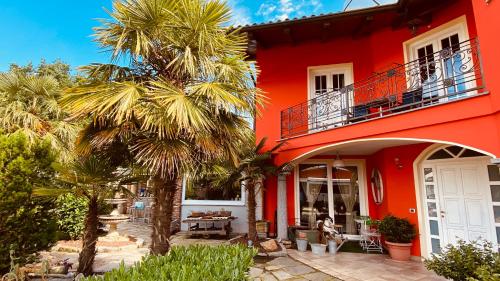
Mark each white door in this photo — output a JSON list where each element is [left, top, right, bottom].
[[409, 26, 473, 102], [436, 163, 492, 245], [309, 65, 353, 129]]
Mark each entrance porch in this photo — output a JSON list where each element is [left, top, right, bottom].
[[271, 139, 500, 258]]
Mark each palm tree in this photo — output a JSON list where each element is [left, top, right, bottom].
[[0, 66, 79, 161], [56, 155, 131, 276], [206, 137, 286, 241], [61, 0, 259, 255]]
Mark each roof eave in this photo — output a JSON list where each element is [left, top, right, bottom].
[[241, 0, 405, 32]]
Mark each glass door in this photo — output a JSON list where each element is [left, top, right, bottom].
[[298, 164, 329, 228], [298, 163, 364, 236], [332, 166, 361, 235], [310, 70, 348, 129], [412, 32, 469, 103]]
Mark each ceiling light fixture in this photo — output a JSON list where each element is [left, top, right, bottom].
[[333, 152, 345, 168]]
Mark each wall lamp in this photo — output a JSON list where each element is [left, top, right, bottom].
[[394, 157, 403, 169]]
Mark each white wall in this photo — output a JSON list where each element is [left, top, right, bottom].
[[180, 189, 263, 234]]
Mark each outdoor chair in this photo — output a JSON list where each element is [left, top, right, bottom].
[[349, 104, 369, 123], [356, 219, 383, 253], [130, 201, 145, 222], [397, 88, 423, 111]]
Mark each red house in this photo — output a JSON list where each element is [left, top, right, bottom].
[[243, 0, 500, 257]]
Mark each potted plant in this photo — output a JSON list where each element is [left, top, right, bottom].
[[378, 215, 416, 261]]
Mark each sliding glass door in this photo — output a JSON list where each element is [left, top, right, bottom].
[[298, 162, 364, 236]]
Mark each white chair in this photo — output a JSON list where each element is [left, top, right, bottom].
[[356, 219, 383, 253]]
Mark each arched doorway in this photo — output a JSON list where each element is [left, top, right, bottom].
[[416, 145, 499, 256]]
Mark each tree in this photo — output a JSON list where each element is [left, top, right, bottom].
[[56, 155, 131, 276], [0, 61, 80, 161], [61, 0, 259, 255], [205, 137, 286, 241], [0, 133, 58, 274]]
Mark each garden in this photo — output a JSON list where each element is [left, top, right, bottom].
[[0, 0, 268, 279], [0, 0, 499, 281]]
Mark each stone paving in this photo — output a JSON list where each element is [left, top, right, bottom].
[[288, 249, 447, 281], [251, 257, 340, 281]]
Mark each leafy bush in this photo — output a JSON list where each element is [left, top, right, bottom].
[[378, 215, 416, 243], [424, 240, 500, 281], [55, 193, 88, 240], [83, 245, 257, 281], [0, 133, 58, 273]]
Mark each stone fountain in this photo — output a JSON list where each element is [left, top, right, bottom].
[[98, 198, 130, 242]]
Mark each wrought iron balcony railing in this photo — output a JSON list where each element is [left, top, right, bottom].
[[280, 38, 485, 138]]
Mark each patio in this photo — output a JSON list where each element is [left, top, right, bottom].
[[288, 250, 446, 281], [37, 221, 447, 280]]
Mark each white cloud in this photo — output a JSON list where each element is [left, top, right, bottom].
[[256, 3, 277, 18], [227, 0, 252, 26], [256, 0, 323, 22]]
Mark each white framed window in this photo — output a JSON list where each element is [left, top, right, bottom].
[[181, 177, 246, 206], [307, 63, 354, 100], [306, 63, 354, 129], [403, 16, 475, 102], [293, 159, 368, 239]]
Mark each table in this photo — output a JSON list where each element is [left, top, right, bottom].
[[182, 217, 237, 237]]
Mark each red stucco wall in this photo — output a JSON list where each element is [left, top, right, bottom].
[[366, 143, 432, 256], [257, 0, 500, 257], [255, 0, 480, 149]]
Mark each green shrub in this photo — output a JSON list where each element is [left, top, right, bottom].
[[55, 193, 88, 240], [424, 240, 500, 281], [0, 133, 58, 273], [378, 215, 416, 243], [83, 244, 257, 281]]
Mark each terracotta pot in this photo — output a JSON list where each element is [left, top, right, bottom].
[[385, 241, 412, 261]]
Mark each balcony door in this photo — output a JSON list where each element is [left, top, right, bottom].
[[407, 18, 472, 103], [308, 64, 353, 130]]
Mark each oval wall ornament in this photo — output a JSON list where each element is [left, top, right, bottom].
[[371, 168, 384, 205]]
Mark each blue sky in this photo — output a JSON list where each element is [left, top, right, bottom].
[[0, 0, 392, 71]]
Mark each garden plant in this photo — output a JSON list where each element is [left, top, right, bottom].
[[82, 245, 257, 281], [0, 133, 58, 273], [424, 240, 500, 281]]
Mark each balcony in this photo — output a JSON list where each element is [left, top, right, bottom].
[[280, 38, 486, 139]]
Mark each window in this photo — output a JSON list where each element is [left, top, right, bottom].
[[307, 64, 354, 129], [488, 165, 500, 251], [406, 16, 472, 102], [309, 64, 352, 99], [183, 177, 244, 205], [298, 164, 329, 228], [296, 161, 366, 236], [422, 165, 442, 254]]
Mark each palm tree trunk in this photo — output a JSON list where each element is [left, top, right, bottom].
[[150, 174, 178, 255], [247, 183, 257, 242], [171, 178, 183, 233], [77, 195, 98, 276]]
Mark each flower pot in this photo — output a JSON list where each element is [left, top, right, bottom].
[[327, 240, 337, 255], [310, 243, 327, 256], [296, 239, 308, 252], [385, 241, 412, 261], [296, 229, 319, 244]]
